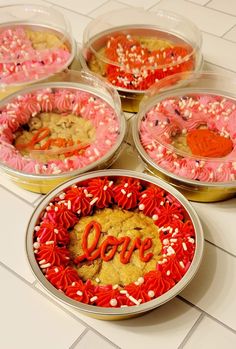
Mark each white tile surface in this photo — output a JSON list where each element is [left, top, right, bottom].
[[0, 173, 41, 204], [0, 186, 35, 282], [36, 284, 201, 349], [224, 25, 236, 42], [192, 199, 236, 255], [151, 0, 236, 36], [0, 264, 85, 349], [202, 32, 236, 71], [74, 331, 116, 349], [181, 242, 236, 331], [89, 0, 130, 17], [184, 316, 236, 348], [45, 0, 107, 15], [1, 1, 236, 348], [187, 0, 210, 5], [207, 0, 236, 16]]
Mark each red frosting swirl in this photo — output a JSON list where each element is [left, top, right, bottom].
[[113, 178, 142, 209], [35, 243, 70, 267], [46, 266, 80, 290], [65, 187, 92, 216], [159, 220, 195, 241], [124, 282, 150, 305], [138, 186, 165, 216], [154, 202, 184, 227], [54, 204, 78, 229], [65, 280, 95, 304], [35, 221, 69, 245], [144, 270, 175, 297], [157, 257, 187, 282], [95, 285, 127, 307], [87, 178, 113, 208]]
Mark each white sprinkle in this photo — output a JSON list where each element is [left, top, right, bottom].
[[166, 270, 171, 276], [76, 290, 83, 296], [121, 189, 126, 195], [54, 207, 58, 212], [120, 290, 128, 294], [39, 259, 46, 265], [188, 238, 195, 244], [77, 209, 81, 215], [182, 242, 187, 251], [179, 261, 185, 268], [127, 192, 132, 198], [72, 282, 76, 286], [90, 197, 98, 205], [142, 193, 147, 198], [163, 239, 169, 245], [139, 204, 145, 210], [128, 295, 140, 305], [167, 246, 175, 256], [152, 214, 158, 221], [124, 183, 129, 188], [40, 263, 51, 268], [54, 229, 58, 234], [148, 290, 155, 298], [59, 193, 66, 200], [138, 277, 144, 284], [109, 181, 113, 187], [67, 200, 71, 210], [95, 278, 100, 283], [34, 226, 40, 232], [54, 268, 59, 273], [110, 298, 118, 307], [103, 185, 108, 191], [90, 296, 98, 302], [45, 241, 54, 245], [33, 242, 40, 249], [113, 284, 119, 289]]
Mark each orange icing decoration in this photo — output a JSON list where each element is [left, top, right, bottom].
[[187, 129, 233, 158], [74, 221, 154, 265]]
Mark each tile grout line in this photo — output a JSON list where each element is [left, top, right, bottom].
[[205, 239, 236, 258], [204, 60, 236, 73], [177, 312, 205, 349], [204, 0, 212, 6], [206, 4, 236, 17], [87, 0, 110, 16], [68, 328, 89, 349], [0, 259, 120, 348], [43, 0, 93, 19], [0, 184, 35, 208], [177, 295, 236, 334], [222, 24, 236, 39]]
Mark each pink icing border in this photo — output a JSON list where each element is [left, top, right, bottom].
[[139, 94, 236, 182], [0, 27, 71, 84], [0, 88, 120, 175]]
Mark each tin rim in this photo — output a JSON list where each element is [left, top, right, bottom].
[[0, 78, 126, 180], [25, 169, 204, 317]]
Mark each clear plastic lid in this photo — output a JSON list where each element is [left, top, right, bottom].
[[134, 71, 236, 184], [0, 70, 126, 178], [83, 8, 202, 91], [0, 4, 74, 86]]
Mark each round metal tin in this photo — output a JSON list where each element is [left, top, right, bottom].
[[25, 169, 204, 320]]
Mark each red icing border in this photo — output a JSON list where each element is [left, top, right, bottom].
[[33, 176, 196, 308]]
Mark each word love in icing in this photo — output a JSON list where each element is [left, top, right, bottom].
[[16, 127, 88, 155], [74, 221, 154, 265]]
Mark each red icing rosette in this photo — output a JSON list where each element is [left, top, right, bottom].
[[87, 178, 113, 208], [46, 266, 80, 290], [157, 256, 188, 282], [35, 242, 70, 268], [124, 282, 150, 305], [35, 221, 69, 245], [138, 185, 165, 216], [64, 186, 92, 216], [113, 178, 142, 209], [65, 280, 95, 304], [144, 270, 175, 297], [159, 220, 195, 241], [95, 285, 127, 307], [154, 202, 184, 227], [53, 203, 78, 229]]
